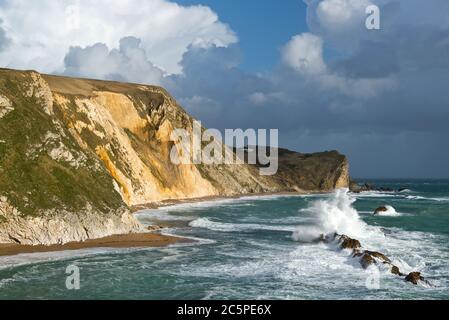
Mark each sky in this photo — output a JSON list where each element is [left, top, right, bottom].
[[0, 0, 449, 179]]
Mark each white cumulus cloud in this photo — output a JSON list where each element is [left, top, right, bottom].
[[0, 0, 237, 74], [63, 37, 164, 85], [281, 33, 327, 75], [316, 0, 373, 31], [282, 32, 395, 98]]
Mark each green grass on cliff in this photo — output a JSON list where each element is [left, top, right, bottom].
[[0, 70, 124, 217]]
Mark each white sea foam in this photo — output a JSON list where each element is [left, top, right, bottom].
[[292, 189, 371, 242], [354, 191, 398, 198], [406, 195, 449, 202], [136, 209, 197, 222], [189, 217, 296, 232], [0, 248, 117, 271], [288, 189, 449, 288]]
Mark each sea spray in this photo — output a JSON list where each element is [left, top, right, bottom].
[[292, 188, 367, 242]]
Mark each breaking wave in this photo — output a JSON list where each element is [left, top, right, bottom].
[[292, 188, 372, 242]]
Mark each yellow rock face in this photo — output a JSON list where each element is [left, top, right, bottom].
[[45, 72, 350, 206], [50, 78, 221, 206]]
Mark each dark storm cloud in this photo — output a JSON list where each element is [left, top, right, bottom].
[[161, 0, 449, 178]]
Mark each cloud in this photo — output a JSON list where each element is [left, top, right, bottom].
[[281, 33, 327, 75], [2, 0, 449, 177], [0, 19, 9, 51], [281, 32, 396, 98], [315, 0, 372, 31], [0, 0, 236, 74], [63, 37, 164, 84], [161, 0, 449, 177]]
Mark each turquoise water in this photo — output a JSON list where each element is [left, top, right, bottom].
[[0, 180, 448, 300]]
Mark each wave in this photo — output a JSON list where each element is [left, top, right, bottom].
[[406, 195, 449, 202], [354, 191, 399, 198], [189, 218, 296, 233], [136, 209, 197, 222], [292, 189, 382, 243]]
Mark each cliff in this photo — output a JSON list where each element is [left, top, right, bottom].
[[0, 68, 349, 245]]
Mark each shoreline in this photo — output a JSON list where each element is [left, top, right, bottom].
[[131, 191, 313, 212], [0, 191, 314, 258], [0, 233, 190, 257]]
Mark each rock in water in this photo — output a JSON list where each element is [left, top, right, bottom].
[[359, 253, 376, 269], [374, 206, 388, 215], [321, 234, 431, 285], [405, 272, 428, 285], [391, 265, 404, 276], [147, 225, 164, 232], [364, 250, 391, 264], [338, 235, 361, 250]]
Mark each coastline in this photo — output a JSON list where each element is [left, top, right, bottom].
[[0, 233, 189, 257], [0, 191, 311, 258], [131, 191, 311, 212]]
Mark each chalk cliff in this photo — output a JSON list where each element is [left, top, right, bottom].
[[0, 68, 349, 245]]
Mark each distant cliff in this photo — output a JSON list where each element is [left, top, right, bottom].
[[0, 68, 349, 245]]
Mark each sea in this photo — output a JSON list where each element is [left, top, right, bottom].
[[0, 180, 448, 300]]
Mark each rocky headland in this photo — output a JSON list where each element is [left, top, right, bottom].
[[0, 68, 350, 247]]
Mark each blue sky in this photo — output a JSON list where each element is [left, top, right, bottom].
[[177, 0, 309, 72]]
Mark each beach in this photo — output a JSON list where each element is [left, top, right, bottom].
[[0, 232, 188, 257], [0, 192, 306, 258]]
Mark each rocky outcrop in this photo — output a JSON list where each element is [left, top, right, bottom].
[[374, 206, 388, 215], [350, 181, 407, 194], [405, 272, 430, 285], [0, 68, 351, 245], [323, 233, 430, 286], [0, 197, 143, 245], [249, 148, 350, 192], [338, 234, 361, 250], [353, 250, 391, 269]]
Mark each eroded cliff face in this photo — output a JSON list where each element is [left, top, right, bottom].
[[0, 68, 349, 245]]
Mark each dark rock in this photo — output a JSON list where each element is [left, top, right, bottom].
[[351, 182, 403, 193], [147, 225, 164, 232], [349, 180, 362, 193], [356, 250, 391, 269], [360, 253, 376, 269], [374, 206, 388, 215], [365, 250, 391, 263], [391, 265, 404, 276], [338, 235, 361, 250], [317, 232, 338, 243], [319, 232, 431, 286], [405, 272, 428, 285], [364, 183, 375, 191]]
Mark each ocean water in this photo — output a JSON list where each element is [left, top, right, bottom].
[[0, 180, 448, 300]]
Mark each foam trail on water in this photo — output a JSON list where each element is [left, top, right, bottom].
[[189, 218, 296, 232], [292, 188, 368, 242]]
